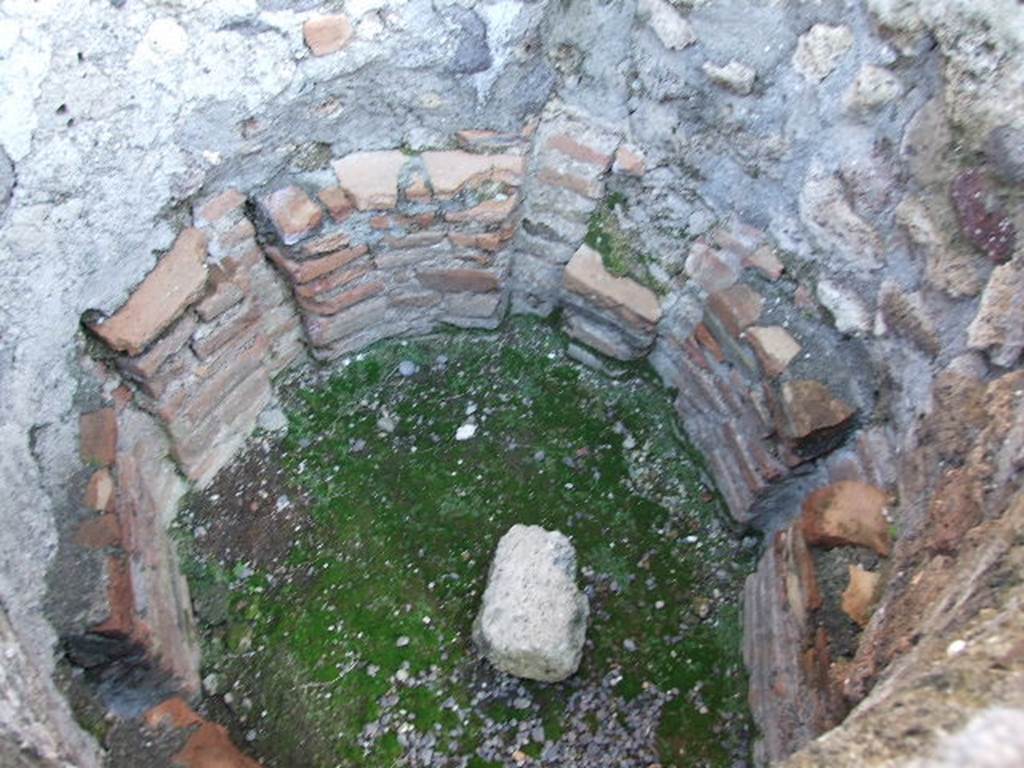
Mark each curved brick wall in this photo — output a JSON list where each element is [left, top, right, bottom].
[[4, 1, 1023, 766]]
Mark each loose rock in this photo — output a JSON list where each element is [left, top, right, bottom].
[[473, 525, 589, 682]]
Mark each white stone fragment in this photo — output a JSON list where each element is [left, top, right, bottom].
[[817, 278, 873, 335], [638, 0, 697, 51], [455, 423, 477, 441], [845, 64, 903, 111], [473, 525, 589, 682], [793, 23, 854, 82], [702, 60, 757, 95]]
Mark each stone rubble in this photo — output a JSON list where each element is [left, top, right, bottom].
[[473, 525, 589, 683]]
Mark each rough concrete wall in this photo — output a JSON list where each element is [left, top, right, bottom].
[[0, 603, 101, 767], [0, 0, 555, 762], [0, 0, 1021, 765]]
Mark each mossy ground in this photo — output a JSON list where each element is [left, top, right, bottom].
[[179, 318, 755, 767]]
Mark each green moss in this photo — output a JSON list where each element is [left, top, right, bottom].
[[584, 197, 665, 295], [185, 318, 754, 767]]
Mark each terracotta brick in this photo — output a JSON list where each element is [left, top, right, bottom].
[[455, 129, 527, 153], [267, 244, 368, 284], [173, 722, 262, 768], [395, 212, 437, 230], [684, 242, 741, 293], [260, 186, 323, 245], [93, 555, 134, 637], [448, 229, 513, 252], [613, 145, 645, 176], [404, 172, 432, 202], [216, 218, 256, 251], [298, 281, 385, 316], [418, 269, 500, 294], [190, 303, 259, 361], [382, 230, 447, 249], [75, 514, 122, 549], [83, 468, 114, 511], [144, 697, 203, 730], [194, 189, 246, 227], [563, 244, 662, 328], [317, 186, 354, 221], [707, 284, 764, 337], [444, 195, 518, 225], [80, 408, 117, 466], [370, 215, 392, 230], [744, 325, 801, 377], [545, 134, 613, 170], [745, 246, 784, 281], [303, 14, 353, 56], [801, 481, 892, 557], [302, 232, 351, 256], [195, 279, 244, 322], [420, 151, 524, 198], [693, 323, 725, 363], [172, 335, 269, 428], [778, 379, 856, 442], [111, 385, 134, 412], [303, 296, 388, 347], [332, 151, 408, 210], [537, 167, 604, 199], [294, 266, 368, 299], [88, 229, 208, 355]]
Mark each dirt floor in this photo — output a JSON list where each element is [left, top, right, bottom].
[[176, 318, 758, 768]]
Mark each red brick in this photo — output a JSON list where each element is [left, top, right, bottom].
[[418, 269, 500, 294], [267, 244, 368, 285], [119, 315, 197, 382], [404, 173, 432, 202], [778, 379, 856, 442], [707, 284, 764, 337], [75, 514, 122, 549], [190, 304, 259, 361], [144, 697, 203, 730], [298, 281, 385, 316], [613, 145, 645, 176], [93, 555, 134, 637], [693, 323, 725, 362], [173, 722, 262, 768], [382, 230, 447, 249], [302, 232, 351, 256], [448, 229, 513, 252], [537, 167, 603, 199], [545, 134, 613, 170], [88, 229, 208, 355], [444, 195, 518, 225], [801, 481, 892, 557], [195, 278, 244, 322], [194, 189, 246, 227], [216, 218, 256, 251], [420, 151, 524, 198], [80, 408, 117, 466], [260, 186, 323, 245], [317, 187, 354, 221], [332, 151, 408, 210], [294, 266, 368, 300], [685, 242, 741, 293]]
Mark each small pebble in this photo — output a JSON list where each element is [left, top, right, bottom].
[[455, 423, 477, 441], [396, 636, 411, 648], [398, 360, 418, 377]]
